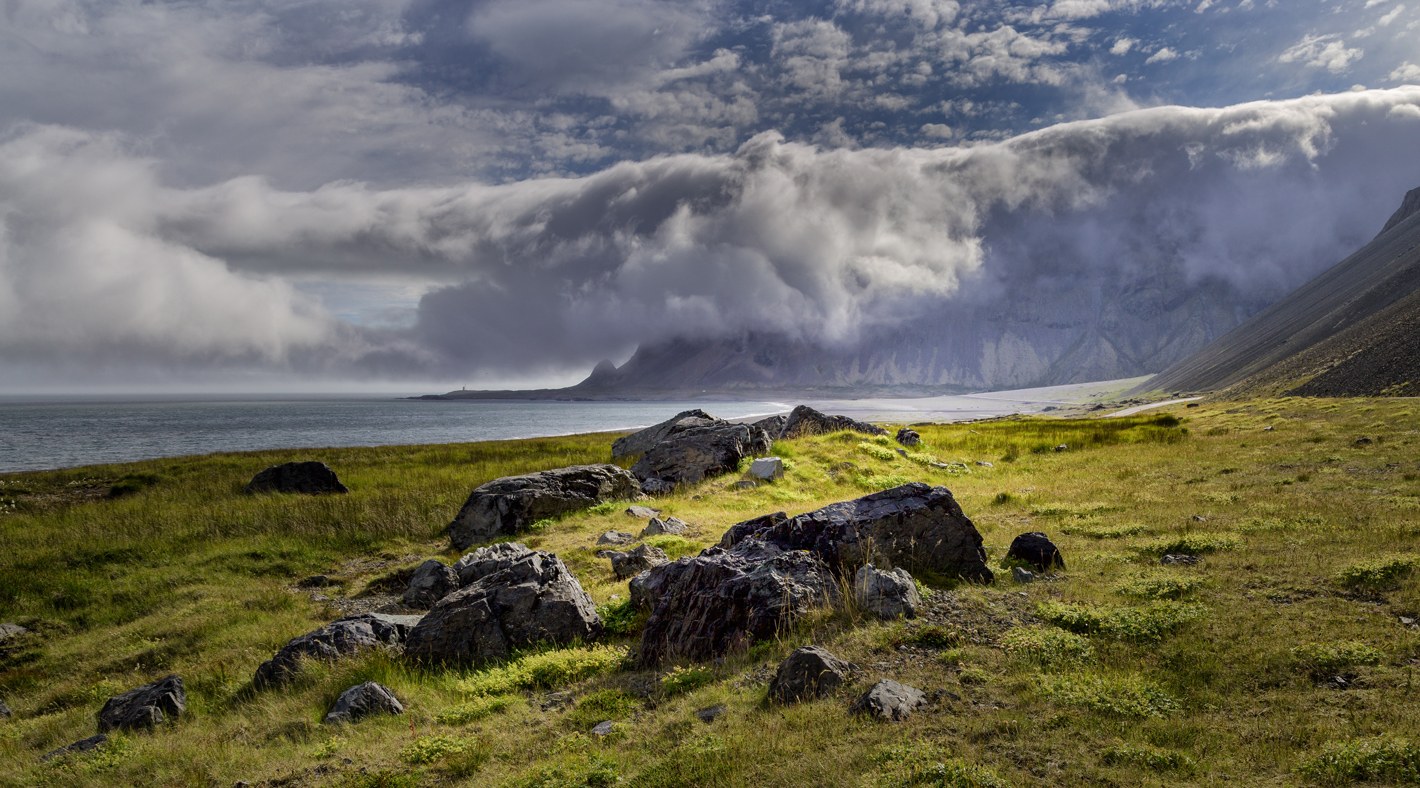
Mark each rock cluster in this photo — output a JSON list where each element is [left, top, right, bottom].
[[254, 613, 421, 689], [97, 675, 186, 732], [243, 461, 348, 495], [448, 464, 640, 549]]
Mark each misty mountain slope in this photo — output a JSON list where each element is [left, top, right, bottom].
[[1133, 187, 1420, 396]]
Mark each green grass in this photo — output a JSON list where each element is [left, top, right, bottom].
[[2, 398, 1420, 786]]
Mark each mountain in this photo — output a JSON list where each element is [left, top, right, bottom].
[[1134, 186, 1420, 398]]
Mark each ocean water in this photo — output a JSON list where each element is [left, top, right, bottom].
[[0, 396, 791, 473]]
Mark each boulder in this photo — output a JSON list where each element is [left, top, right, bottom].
[[1007, 532, 1065, 573], [41, 735, 106, 763], [405, 550, 601, 664], [1012, 566, 1036, 583], [97, 675, 185, 732], [612, 410, 719, 459], [628, 568, 673, 611], [254, 613, 421, 689], [630, 423, 772, 491], [597, 531, 636, 546], [719, 483, 993, 582], [625, 505, 662, 518], [895, 428, 921, 447], [854, 564, 921, 620], [323, 681, 404, 724], [779, 406, 887, 439], [750, 414, 789, 440], [768, 645, 853, 703], [636, 538, 839, 666], [850, 679, 926, 721], [0, 698, 11, 718], [0, 623, 27, 646], [640, 517, 689, 538], [243, 461, 348, 495], [749, 457, 784, 481], [454, 542, 536, 586], [609, 544, 668, 580], [401, 559, 460, 609], [448, 465, 640, 550], [591, 720, 618, 737]]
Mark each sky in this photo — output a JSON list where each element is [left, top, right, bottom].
[[2, 0, 1419, 393]]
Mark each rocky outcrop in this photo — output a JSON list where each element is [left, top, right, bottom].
[[628, 567, 672, 612], [895, 428, 921, 447], [609, 544, 668, 580], [453, 542, 536, 585], [1007, 532, 1065, 572], [750, 414, 788, 440], [448, 465, 640, 550], [97, 675, 185, 732], [719, 483, 992, 582], [855, 564, 921, 620], [612, 410, 719, 459], [243, 462, 348, 495], [768, 646, 853, 703], [636, 538, 839, 666], [779, 406, 887, 439], [630, 423, 772, 492], [851, 679, 926, 721], [401, 559, 460, 609], [405, 550, 600, 664], [640, 517, 689, 537], [253, 614, 421, 689], [323, 682, 404, 724]]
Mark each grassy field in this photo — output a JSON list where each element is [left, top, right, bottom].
[[1, 397, 1418, 787]]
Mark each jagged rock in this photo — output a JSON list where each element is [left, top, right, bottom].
[[613, 410, 720, 459], [0, 623, 28, 643], [749, 457, 784, 480], [851, 679, 926, 721], [597, 531, 636, 546], [640, 517, 689, 537], [448, 465, 640, 550], [768, 646, 853, 703], [630, 423, 772, 491], [454, 542, 536, 586], [719, 483, 993, 582], [1013, 566, 1036, 583], [895, 428, 921, 447], [406, 550, 600, 664], [609, 544, 669, 580], [750, 414, 788, 440], [254, 614, 421, 689], [1007, 532, 1065, 572], [779, 406, 887, 439], [243, 461, 348, 495], [854, 564, 921, 620], [628, 568, 672, 611], [323, 682, 404, 724], [1161, 554, 1203, 566], [636, 538, 839, 666], [401, 559, 460, 609], [97, 675, 185, 732], [625, 505, 661, 518], [41, 735, 106, 762]]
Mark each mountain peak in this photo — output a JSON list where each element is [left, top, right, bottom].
[[1380, 185, 1420, 237]]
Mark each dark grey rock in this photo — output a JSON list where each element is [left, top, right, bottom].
[[851, 679, 926, 721], [779, 406, 887, 439], [597, 531, 636, 546], [0, 698, 11, 718], [405, 550, 601, 664], [298, 575, 332, 588], [750, 414, 788, 440], [97, 675, 185, 732], [41, 735, 106, 762], [254, 614, 421, 689], [854, 564, 921, 620], [640, 517, 689, 538], [1007, 532, 1065, 572], [695, 705, 727, 723], [719, 483, 993, 582], [243, 462, 348, 495], [610, 544, 668, 580], [1012, 566, 1036, 583], [401, 559, 460, 609], [628, 568, 672, 612], [613, 410, 719, 459], [749, 457, 784, 480], [625, 505, 662, 518], [768, 646, 853, 703], [448, 465, 641, 550], [323, 681, 404, 724], [1161, 554, 1203, 566], [630, 423, 773, 491], [636, 538, 839, 666], [0, 622, 28, 643], [454, 542, 536, 586], [895, 428, 921, 447], [590, 720, 617, 737]]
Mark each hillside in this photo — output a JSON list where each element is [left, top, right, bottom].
[[1136, 186, 1420, 396], [2, 399, 1419, 787]]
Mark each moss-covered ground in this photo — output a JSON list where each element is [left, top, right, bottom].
[[1, 397, 1418, 787]]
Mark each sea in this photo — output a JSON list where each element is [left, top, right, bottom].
[[0, 396, 792, 473]]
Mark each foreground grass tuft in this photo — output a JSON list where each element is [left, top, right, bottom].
[[1299, 737, 1420, 786]]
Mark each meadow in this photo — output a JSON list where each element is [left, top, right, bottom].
[[0, 397, 1417, 787]]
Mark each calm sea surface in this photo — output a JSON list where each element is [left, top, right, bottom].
[[0, 397, 791, 473]]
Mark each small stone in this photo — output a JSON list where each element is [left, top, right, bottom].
[[1161, 554, 1203, 566], [1007, 532, 1065, 572], [1012, 566, 1035, 583], [626, 505, 661, 518], [597, 531, 636, 545], [1263, 426, 1274, 431], [298, 575, 332, 588], [41, 735, 106, 763], [850, 679, 926, 721], [930, 462, 950, 469], [695, 705, 727, 723], [323, 681, 404, 724], [896, 448, 909, 458], [975, 461, 993, 468], [769, 646, 853, 703], [854, 564, 921, 620], [640, 517, 689, 538], [1401, 616, 1416, 626], [730, 480, 758, 490], [749, 457, 785, 481], [1191, 515, 1207, 523], [98, 675, 186, 732], [591, 720, 617, 737], [0, 698, 11, 718], [1355, 437, 1373, 445], [895, 428, 921, 447], [1053, 444, 1069, 452]]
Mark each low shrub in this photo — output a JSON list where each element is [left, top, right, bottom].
[[1037, 673, 1181, 718], [436, 695, 514, 724], [1101, 744, 1196, 774], [456, 645, 625, 696], [1113, 575, 1203, 600], [660, 665, 715, 696], [1334, 554, 1419, 590], [596, 598, 647, 637], [1289, 641, 1383, 678], [999, 627, 1094, 667], [1136, 534, 1240, 556], [567, 689, 639, 727], [1298, 737, 1420, 786], [871, 744, 1009, 788], [402, 735, 483, 765], [1037, 601, 1205, 642]]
